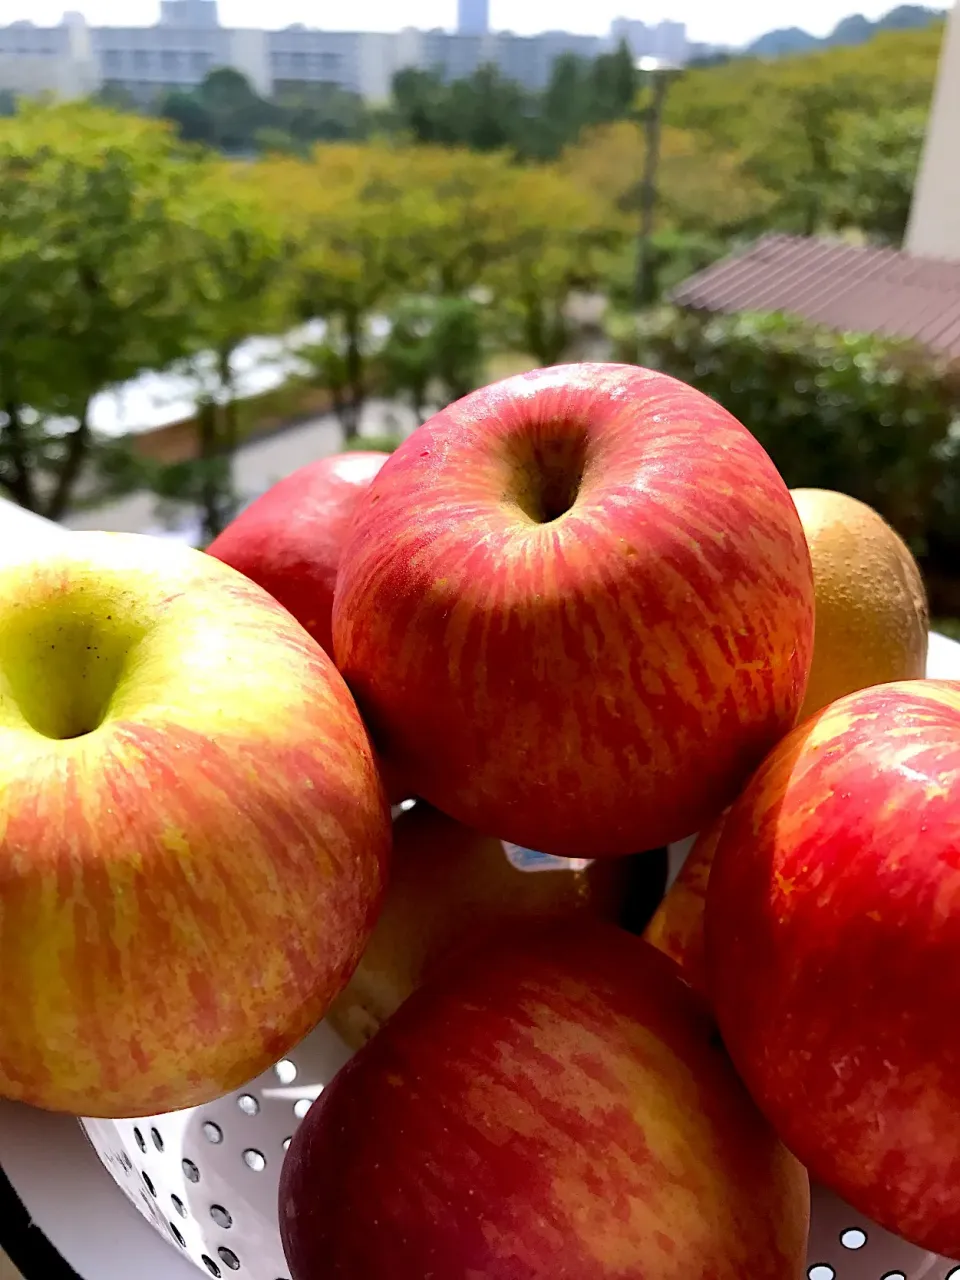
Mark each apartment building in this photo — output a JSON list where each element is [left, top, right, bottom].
[[0, 3, 689, 105]]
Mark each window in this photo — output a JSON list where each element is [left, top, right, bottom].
[[190, 49, 210, 73], [320, 51, 340, 70], [103, 49, 122, 71], [161, 49, 179, 72], [132, 48, 149, 70], [291, 51, 307, 71]]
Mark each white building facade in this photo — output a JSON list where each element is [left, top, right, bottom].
[[0, 3, 689, 105], [906, 1, 960, 260]]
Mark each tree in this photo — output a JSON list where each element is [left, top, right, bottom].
[[152, 161, 295, 540], [258, 145, 428, 439], [487, 165, 621, 365], [828, 108, 927, 244], [0, 103, 193, 518], [381, 295, 485, 421], [159, 69, 279, 153]]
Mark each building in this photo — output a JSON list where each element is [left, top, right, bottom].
[[458, 0, 490, 38], [0, 7, 686, 106], [610, 16, 688, 64], [0, 15, 98, 100], [905, 0, 960, 260]]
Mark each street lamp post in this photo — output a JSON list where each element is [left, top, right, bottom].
[[634, 56, 681, 310]]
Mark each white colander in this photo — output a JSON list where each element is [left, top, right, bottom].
[[78, 1000, 960, 1280], [77, 629, 960, 1280]]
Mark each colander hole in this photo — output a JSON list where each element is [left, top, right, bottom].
[[242, 1148, 266, 1172], [119, 1153, 133, 1174], [142, 1172, 157, 1198], [282, 1137, 292, 1152], [168, 1221, 186, 1247], [840, 1228, 867, 1250], [183, 1158, 201, 1183], [218, 1248, 241, 1271], [880, 1274, 907, 1280], [947, 1271, 960, 1279], [203, 1121, 224, 1144], [151, 1127, 164, 1152], [210, 1204, 233, 1229], [133, 1127, 146, 1153], [275, 1059, 297, 1084], [171, 1194, 187, 1218], [237, 1094, 259, 1116], [293, 1099, 312, 1119], [202, 1257, 221, 1278], [808, 1268, 835, 1280]]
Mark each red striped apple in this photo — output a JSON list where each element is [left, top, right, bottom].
[[706, 680, 960, 1256], [280, 921, 810, 1279], [333, 363, 814, 857], [207, 452, 389, 656], [0, 531, 390, 1118]]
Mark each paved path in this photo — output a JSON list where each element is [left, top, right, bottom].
[[65, 399, 420, 539]]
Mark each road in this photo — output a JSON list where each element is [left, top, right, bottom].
[[65, 398, 420, 541]]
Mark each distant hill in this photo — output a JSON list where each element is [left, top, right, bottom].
[[745, 4, 943, 58]]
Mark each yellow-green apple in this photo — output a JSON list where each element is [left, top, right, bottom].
[[281, 921, 810, 1279], [333, 363, 814, 857], [706, 679, 960, 1256], [644, 812, 727, 998], [0, 531, 390, 1118], [325, 802, 638, 1049], [207, 452, 389, 657]]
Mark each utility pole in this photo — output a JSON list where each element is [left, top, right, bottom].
[[634, 58, 680, 310]]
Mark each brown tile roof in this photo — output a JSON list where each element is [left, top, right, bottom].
[[669, 233, 960, 361]]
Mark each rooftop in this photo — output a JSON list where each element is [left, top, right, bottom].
[[670, 233, 960, 361]]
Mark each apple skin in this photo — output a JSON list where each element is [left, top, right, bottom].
[[705, 679, 960, 1256], [325, 803, 635, 1049], [644, 813, 727, 997], [0, 531, 390, 1118], [207, 452, 389, 657], [333, 363, 814, 857], [280, 921, 810, 1280]]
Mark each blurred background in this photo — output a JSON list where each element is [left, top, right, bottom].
[[0, 0, 959, 616]]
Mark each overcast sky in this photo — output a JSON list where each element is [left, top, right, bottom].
[[0, 1, 925, 48]]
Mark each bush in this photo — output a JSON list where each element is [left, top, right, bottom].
[[608, 306, 960, 558]]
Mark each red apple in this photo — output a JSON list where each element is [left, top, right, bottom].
[[325, 803, 635, 1049], [281, 921, 810, 1279], [645, 812, 727, 997], [706, 679, 960, 1256], [0, 531, 390, 1117], [333, 363, 814, 857], [207, 452, 389, 656]]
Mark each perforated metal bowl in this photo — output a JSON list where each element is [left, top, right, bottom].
[[79, 1000, 960, 1280], [79, 634, 960, 1280]]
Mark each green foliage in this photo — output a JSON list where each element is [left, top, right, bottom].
[[158, 69, 369, 155], [343, 434, 403, 454], [0, 103, 196, 517], [609, 306, 959, 549], [381, 295, 486, 420]]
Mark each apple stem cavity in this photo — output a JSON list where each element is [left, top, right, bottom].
[[507, 422, 588, 526]]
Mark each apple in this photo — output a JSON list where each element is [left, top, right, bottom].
[[333, 363, 814, 857], [325, 802, 639, 1049], [706, 679, 960, 1256], [644, 812, 727, 997], [0, 531, 390, 1118], [207, 451, 389, 657], [281, 920, 810, 1279]]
